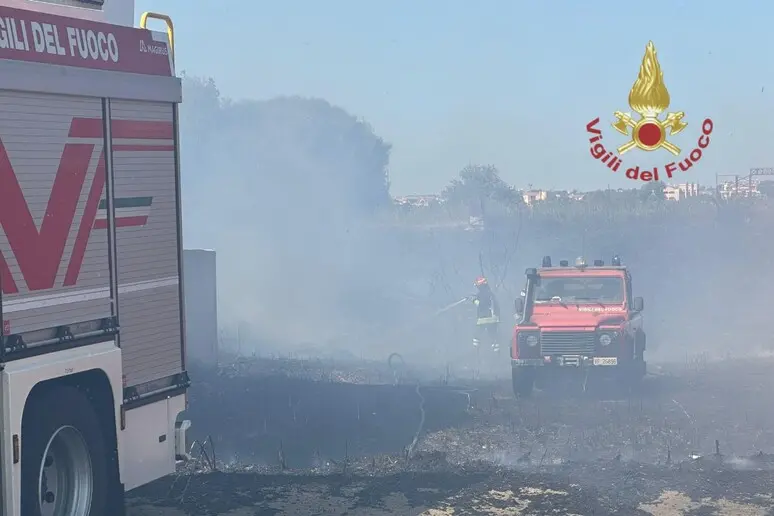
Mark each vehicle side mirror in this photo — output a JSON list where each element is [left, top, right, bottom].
[[514, 298, 525, 314], [632, 297, 644, 312]]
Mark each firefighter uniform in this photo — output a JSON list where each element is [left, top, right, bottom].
[[471, 277, 500, 351]]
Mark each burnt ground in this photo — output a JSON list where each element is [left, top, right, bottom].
[[127, 355, 774, 515]]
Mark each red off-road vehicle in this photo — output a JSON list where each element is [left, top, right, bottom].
[[511, 255, 646, 396]]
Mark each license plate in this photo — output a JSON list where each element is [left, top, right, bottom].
[[593, 357, 618, 366]]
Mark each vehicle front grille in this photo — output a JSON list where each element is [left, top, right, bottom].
[[540, 331, 596, 355]]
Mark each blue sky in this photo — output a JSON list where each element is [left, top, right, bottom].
[[135, 0, 773, 195]]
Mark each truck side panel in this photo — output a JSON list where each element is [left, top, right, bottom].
[[109, 99, 183, 387], [0, 91, 113, 337]]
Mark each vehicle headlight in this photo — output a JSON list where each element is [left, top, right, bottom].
[[599, 333, 613, 346], [526, 334, 539, 347]]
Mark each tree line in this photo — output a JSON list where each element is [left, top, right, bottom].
[[180, 73, 770, 235]]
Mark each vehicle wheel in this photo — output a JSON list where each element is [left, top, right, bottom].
[[21, 386, 110, 516], [512, 367, 535, 398], [635, 332, 646, 360]]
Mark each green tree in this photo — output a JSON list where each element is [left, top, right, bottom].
[[441, 164, 521, 215], [218, 96, 391, 217], [639, 181, 666, 201], [178, 76, 396, 347], [180, 73, 221, 144], [179, 76, 392, 221], [179, 74, 222, 177]]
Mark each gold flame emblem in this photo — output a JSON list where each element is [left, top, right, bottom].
[[612, 41, 687, 155]]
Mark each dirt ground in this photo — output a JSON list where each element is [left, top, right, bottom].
[[127, 356, 774, 515]]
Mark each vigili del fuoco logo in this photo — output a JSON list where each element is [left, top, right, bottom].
[[585, 41, 713, 182]]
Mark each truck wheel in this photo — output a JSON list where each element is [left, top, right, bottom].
[[512, 368, 535, 398], [21, 386, 110, 516]]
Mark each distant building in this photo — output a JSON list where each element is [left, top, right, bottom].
[[664, 183, 699, 201], [718, 180, 760, 199], [394, 194, 443, 207], [522, 190, 548, 205]]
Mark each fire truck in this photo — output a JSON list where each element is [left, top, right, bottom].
[[511, 256, 646, 397], [0, 0, 190, 514]]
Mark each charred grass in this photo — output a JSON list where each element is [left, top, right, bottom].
[[127, 356, 774, 515]]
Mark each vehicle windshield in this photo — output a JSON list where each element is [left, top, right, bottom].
[[533, 276, 624, 304]]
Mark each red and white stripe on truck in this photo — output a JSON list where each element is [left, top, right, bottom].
[[0, 5, 189, 515]]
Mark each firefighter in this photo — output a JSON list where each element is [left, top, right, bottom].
[[470, 277, 500, 351]]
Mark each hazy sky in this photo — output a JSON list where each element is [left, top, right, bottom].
[[136, 0, 773, 195]]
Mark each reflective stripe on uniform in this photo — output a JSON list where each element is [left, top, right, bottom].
[[476, 316, 500, 325]]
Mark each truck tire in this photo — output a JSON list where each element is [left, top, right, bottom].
[[512, 367, 535, 398], [21, 386, 110, 516]]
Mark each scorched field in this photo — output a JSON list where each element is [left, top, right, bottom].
[[127, 354, 774, 515]]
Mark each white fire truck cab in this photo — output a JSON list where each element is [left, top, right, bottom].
[[0, 0, 190, 514]]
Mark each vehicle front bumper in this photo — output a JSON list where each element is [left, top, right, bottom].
[[512, 355, 620, 367]]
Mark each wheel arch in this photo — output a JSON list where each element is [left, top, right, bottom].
[[21, 367, 124, 514], [23, 368, 119, 455], [0, 342, 123, 516]]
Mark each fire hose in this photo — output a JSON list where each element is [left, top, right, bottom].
[[386, 297, 471, 461], [432, 297, 470, 316], [329, 296, 471, 358]]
